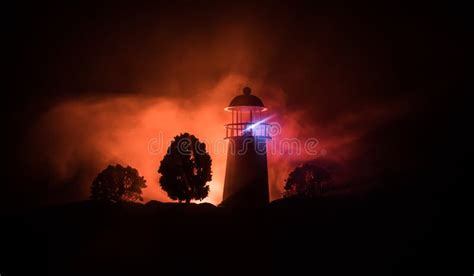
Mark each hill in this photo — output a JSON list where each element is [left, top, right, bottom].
[[2, 192, 459, 275]]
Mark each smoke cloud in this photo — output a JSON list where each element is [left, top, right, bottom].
[[24, 72, 406, 205], [14, 8, 413, 206]]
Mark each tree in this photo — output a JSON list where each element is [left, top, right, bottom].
[[90, 164, 147, 203], [283, 163, 333, 198], [158, 133, 212, 203]]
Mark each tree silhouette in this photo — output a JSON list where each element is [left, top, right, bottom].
[[158, 133, 212, 203], [90, 164, 147, 203], [283, 163, 333, 198]]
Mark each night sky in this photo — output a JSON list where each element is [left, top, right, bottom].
[[3, 2, 468, 213]]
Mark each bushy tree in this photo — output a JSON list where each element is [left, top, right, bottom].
[[283, 163, 332, 198], [90, 164, 147, 203], [158, 133, 212, 203]]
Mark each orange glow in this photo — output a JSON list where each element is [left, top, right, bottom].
[[24, 72, 405, 205], [20, 18, 409, 204]]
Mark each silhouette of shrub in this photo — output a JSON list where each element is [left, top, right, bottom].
[[90, 164, 147, 203], [283, 163, 333, 198]]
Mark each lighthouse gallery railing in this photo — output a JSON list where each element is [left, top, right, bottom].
[[225, 122, 271, 139]]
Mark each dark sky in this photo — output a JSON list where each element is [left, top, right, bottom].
[[3, 2, 468, 212]]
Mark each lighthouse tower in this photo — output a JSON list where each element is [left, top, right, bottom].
[[222, 87, 270, 207]]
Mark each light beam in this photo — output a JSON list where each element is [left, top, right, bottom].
[[244, 114, 275, 132]]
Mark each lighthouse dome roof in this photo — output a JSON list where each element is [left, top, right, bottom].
[[225, 87, 266, 111]]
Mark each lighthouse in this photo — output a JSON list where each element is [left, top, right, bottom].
[[222, 87, 270, 207]]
